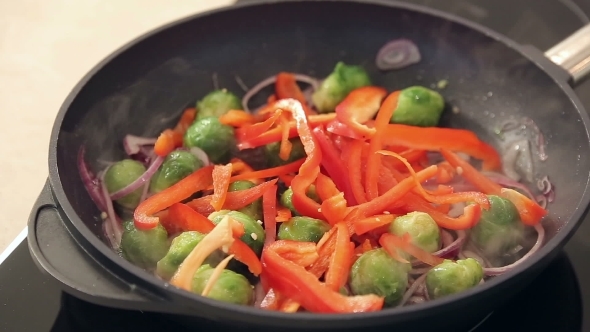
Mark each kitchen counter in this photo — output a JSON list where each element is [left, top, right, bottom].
[[0, 0, 235, 252]]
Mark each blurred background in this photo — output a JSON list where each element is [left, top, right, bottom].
[[0, 0, 589, 253]]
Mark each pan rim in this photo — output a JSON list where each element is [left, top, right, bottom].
[[46, 0, 590, 327]]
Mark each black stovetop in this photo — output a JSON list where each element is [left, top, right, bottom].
[[2, 1, 590, 331]]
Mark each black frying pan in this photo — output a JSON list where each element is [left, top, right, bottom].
[[27, 1, 590, 331]]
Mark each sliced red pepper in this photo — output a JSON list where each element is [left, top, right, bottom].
[[325, 119, 366, 140], [383, 124, 502, 171], [499, 188, 547, 225], [211, 164, 233, 211], [275, 72, 313, 116], [275, 99, 324, 220], [278, 114, 293, 160], [263, 183, 278, 248], [353, 214, 397, 236], [335, 86, 388, 139], [229, 158, 262, 185], [311, 126, 356, 205], [134, 165, 214, 230], [440, 148, 503, 195], [229, 159, 304, 182], [261, 249, 384, 313], [266, 240, 319, 267], [187, 179, 278, 216], [353, 165, 438, 217], [321, 193, 349, 226], [219, 109, 256, 127], [402, 192, 482, 230], [346, 139, 368, 203], [380, 233, 445, 266], [378, 150, 490, 209], [167, 203, 262, 275], [325, 222, 353, 291], [365, 91, 401, 200], [236, 109, 283, 141], [308, 226, 338, 277], [315, 173, 341, 201]]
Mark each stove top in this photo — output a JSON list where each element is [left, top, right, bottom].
[[2, 1, 590, 331]]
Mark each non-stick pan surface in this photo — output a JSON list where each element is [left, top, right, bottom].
[[28, 0, 590, 330]]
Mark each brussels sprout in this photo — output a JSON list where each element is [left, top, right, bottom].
[[280, 186, 321, 215], [149, 150, 203, 193], [104, 159, 147, 209], [389, 212, 440, 253], [228, 180, 262, 221], [156, 231, 224, 280], [191, 264, 254, 305], [184, 117, 235, 164], [425, 258, 483, 300], [349, 248, 410, 307], [209, 210, 265, 255], [390, 86, 445, 127], [196, 89, 242, 120], [469, 195, 524, 261], [311, 62, 372, 113], [277, 216, 331, 243], [120, 221, 169, 269], [264, 138, 306, 167]]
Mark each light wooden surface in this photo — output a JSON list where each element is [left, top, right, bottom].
[[0, 0, 236, 253]]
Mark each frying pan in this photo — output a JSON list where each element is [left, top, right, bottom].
[[27, 0, 590, 331]]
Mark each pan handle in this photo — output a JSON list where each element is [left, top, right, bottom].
[[545, 25, 590, 85]]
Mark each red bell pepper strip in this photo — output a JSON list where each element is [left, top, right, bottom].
[[402, 192, 482, 230], [354, 165, 438, 217], [236, 109, 283, 141], [275, 99, 324, 220], [499, 188, 547, 225], [275, 72, 314, 116], [154, 108, 196, 157], [325, 222, 353, 291], [187, 179, 278, 216], [229, 158, 262, 185], [261, 249, 384, 313], [440, 149, 503, 195], [325, 119, 366, 140], [266, 240, 319, 268], [353, 214, 397, 236], [229, 158, 305, 182], [378, 150, 490, 209], [311, 126, 356, 205], [321, 193, 349, 226], [167, 203, 262, 275], [365, 91, 401, 200], [380, 233, 445, 266], [134, 165, 214, 230], [346, 139, 368, 203], [278, 114, 293, 160], [383, 124, 502, 171], [219, 109, 256, 127], [263, 183, 278, 248], [335, 86, 388, 139], [211, 164, 233, 211]]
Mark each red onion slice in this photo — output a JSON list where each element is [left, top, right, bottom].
[[375, 39, 421, 71], [241, 74, 320, 113], [435, 230, 466, 259], [109, 156, 164, 201], [483, 223, 545, 276], [123, 135, 157, 155], [399, 273, 428, 307], [100, 168, 123, 248], [77, 147, 107, 212], [189, 147, 211, 166]]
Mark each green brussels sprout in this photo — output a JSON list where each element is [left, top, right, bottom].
[[209, 210, 265, 255], [469, 195, 524, 261], [196, 89, 242, 120], [311, 62, 372, 113], [349, 248, 410, 307], [280, 186, 321, 215], [277, 216, 331, 243], [120, 221, 169, 269], [390, 86, 445, 127], [156, 231, 224, 280], [104, 159, 147, 209], [389, 212, 440, 253], [264, 138, 306, 167], [191, 264, 254, 305], [149, 150, 203, 193], [228, 180, 262, 221], [425, 258, 483, 300], [183, 117, 235, 164]]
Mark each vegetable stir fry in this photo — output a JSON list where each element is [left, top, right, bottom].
[[78, 41, 551, 314]]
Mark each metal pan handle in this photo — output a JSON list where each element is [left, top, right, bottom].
[[545, 24, 590, 85]]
